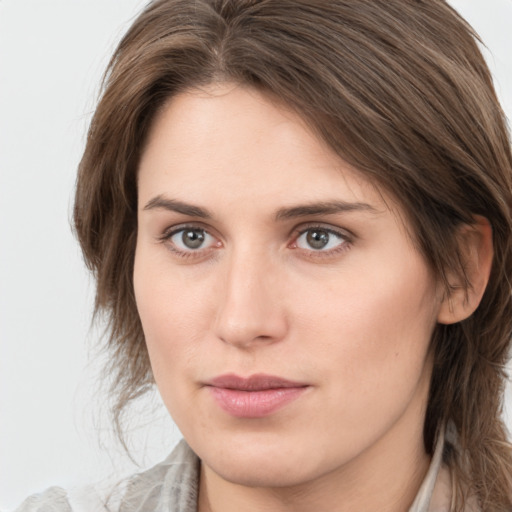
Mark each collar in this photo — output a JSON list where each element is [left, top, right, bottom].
[[409, 424, 450, 512]]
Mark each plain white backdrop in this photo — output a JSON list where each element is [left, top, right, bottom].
[[0, 1, 511, 509]]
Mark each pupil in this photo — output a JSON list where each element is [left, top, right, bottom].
[[307, 230, 329, 250], [182, 229, 205, 249]]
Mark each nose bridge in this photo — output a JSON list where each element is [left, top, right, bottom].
[[214, 245, 287, 348]]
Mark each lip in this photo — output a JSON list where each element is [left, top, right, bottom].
[[204, 373, 310, 418]]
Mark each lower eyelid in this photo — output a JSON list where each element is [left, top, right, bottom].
[[294, 240, 352, 260]]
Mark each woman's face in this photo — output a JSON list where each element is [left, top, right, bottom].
[[134, 83, 442, 488]]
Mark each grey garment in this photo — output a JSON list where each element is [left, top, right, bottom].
[[14, 434, 449, 512], [408, 424, 446, 512], [13, 442, 199, 512], [118, 441, 199, 512], [12, 487, 72, 512]]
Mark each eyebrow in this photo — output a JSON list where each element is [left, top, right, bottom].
[[143, 195, 213, 218], [274, 200, 378, 221], [143, 195, 378, 220]]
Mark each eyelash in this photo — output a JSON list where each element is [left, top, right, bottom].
[[157, 223, 353, 260], [158, 224, 220, 259], [290, 225, 352, 259]]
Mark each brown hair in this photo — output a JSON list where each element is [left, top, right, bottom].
[[74, 0, 512, 508]]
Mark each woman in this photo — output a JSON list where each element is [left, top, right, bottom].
[[16, 0, 512, 510]]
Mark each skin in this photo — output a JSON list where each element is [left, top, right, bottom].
[[133, 83, 488, 512]]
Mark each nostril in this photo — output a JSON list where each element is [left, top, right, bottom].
[[214, 305, 288, 349]]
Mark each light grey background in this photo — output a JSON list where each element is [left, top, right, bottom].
[[0, 1, 511, 509]]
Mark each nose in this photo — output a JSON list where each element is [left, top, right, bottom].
[[213, 249, 288, 349]]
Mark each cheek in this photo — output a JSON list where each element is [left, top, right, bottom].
[[133, 245, 215, 383], [133, 259, 216, 429], [293, 251, 438, 402]]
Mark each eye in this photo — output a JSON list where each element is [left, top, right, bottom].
[[162, 226, 219, 254], [294, 227, 349, 252]]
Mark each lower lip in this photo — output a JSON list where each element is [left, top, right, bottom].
[[207, 386, 308, 418]]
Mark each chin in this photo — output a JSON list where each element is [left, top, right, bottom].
[[193, 429, 336, 489], [208, 454, 316, 488]]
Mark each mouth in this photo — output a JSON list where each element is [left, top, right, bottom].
[[204, 373, 310, 418]]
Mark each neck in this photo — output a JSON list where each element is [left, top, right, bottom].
[[198, 408, 431, 512]]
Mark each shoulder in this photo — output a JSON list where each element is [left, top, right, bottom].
[[13, 485, 113, 512], [12, 440, 199, 512], [13, 487, 70, 512]]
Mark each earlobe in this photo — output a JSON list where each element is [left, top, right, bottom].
[[437, 216, 494, 325]]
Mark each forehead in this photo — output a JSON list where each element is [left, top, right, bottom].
[[138, 83, 396, 219]]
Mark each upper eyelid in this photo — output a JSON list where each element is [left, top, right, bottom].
[[160, 222, 215, 239], [292, 222, 354, 240], [293, 226, 351, 246], [159, 222, 352, 236]]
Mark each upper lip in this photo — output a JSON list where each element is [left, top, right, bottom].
[[206, 373, 309, 391]]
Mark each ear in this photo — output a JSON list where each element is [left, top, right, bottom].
[[437, 215, 493, 325]]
